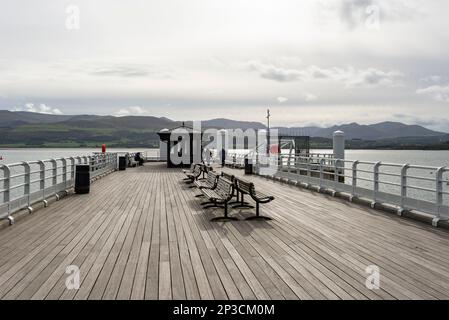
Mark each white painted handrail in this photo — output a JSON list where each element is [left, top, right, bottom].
[[254, 153, 449, 221], [0, 152, 118, 224]]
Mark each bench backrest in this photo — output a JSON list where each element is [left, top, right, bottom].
[[215, 178, 233, 200], [236, 178, 255, 195], [193, 164, 202, 175], [221, 172, 234, 183], [206, 171, 219, 186]]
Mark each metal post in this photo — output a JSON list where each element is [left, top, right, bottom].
[[334, 159, 339, 182], [306, 157, 311, 186], [37, 161, 46, 205], [398, 164, 409, 215], [22, 162, 31, 211], [372, 162, 381, 208], [61, 158, 67, 190], [319, 158, 324, 191], [69, 157, 75, 186], [2, 165, 12, 224], [435, 167, 444, 224], [351, 160, 358, 201], [50, 159, 57, 198], [266, 109, 270, 155]]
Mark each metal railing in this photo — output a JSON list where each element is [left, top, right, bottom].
[[223, 150, 334, 168], [254, 154, 449, 222], [0, 153, 117, 223], [144, 150, 162, 161]]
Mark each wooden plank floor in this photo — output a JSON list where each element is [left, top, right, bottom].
[[2, 162, 449, 300]]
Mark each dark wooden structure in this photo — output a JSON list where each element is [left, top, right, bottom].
[[157, 123, 202, 168]]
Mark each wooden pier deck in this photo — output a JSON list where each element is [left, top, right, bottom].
[[2, 162, 449, 300]]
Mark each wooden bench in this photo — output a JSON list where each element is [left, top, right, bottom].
[[194, 171, 219, 197], [232, 177, 255, 209], [236, 179, 274, 220], [185, 164, 203, 186], [183, 163, 196, 177], [201, 177, 238, 221], [219, 172, 243, 206]]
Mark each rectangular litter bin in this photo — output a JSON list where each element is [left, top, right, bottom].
[[244, 158, 253, 174], [119, 156, 127, 170], [75, 164, 90, 194]]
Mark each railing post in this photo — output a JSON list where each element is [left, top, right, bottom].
[[22, 162, 32, 212], [2, 165, 13, 224], [350, 161, 358, 201], [38, 160, 46, 205], [88, 156, 93, 177], [61, 158, 67, 190], [50, 159, 57, 197], [306, 157, 311, 186], [69, 157, 75, 186], [398, 164, 409, 215], [319, 158, 324, 191], [372, 162, 381, 208], [334, 159, 339, 183], [434, 167, 444, 225]]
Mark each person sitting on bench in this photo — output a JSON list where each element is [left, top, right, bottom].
[[134, 152, 144, 166]]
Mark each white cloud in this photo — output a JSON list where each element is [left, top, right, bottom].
[[114, 106, 147, 117], [247, 61, 403, 88], [420, 75, 449, 84], [416, 85, 449, 103], [334, 0, 421, 30], [344, 68, 404, 88], [246, 61, 306, 82], [277, 96, 288, 103], [304, 93, 318, 101], [12, 103, 63, 115]]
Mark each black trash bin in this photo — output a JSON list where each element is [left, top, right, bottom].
[[119, 156, 127, 171], [75, 164, 90, 194], [244, 158, 253, 175]]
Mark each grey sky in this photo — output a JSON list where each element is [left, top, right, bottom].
[[1, 0, 449, 130]]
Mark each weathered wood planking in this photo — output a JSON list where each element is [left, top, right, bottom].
[[1, 162, 449, 300]]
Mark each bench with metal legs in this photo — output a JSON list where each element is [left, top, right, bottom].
[[237, 180, 275, 220], [194, 171, 219, 197], [185, 164, 203, 187], [201, 177, 238, 221], [182, 163, 197, 180], [232, 177, 255, 209]]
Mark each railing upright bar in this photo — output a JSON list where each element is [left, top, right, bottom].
[[23, 162, 31, 209], [50, 159, 57, 196], [372, 162, 381, 207], [351, 160, 358, 201], [436, 167, 444, 220], [319, 158, 324, 190], [399, 164, 409, 215], [61, 158, 67, 190], [38, 161, 45, 201]]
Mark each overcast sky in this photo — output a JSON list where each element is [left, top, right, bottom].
[[1, 0, 449, 130]]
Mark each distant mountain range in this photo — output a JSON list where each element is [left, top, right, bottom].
[[0, 110, 448, 148], [274, 122, 446, 140]]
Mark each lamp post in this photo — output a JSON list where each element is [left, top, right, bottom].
[[266, 108, 270, 155]]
